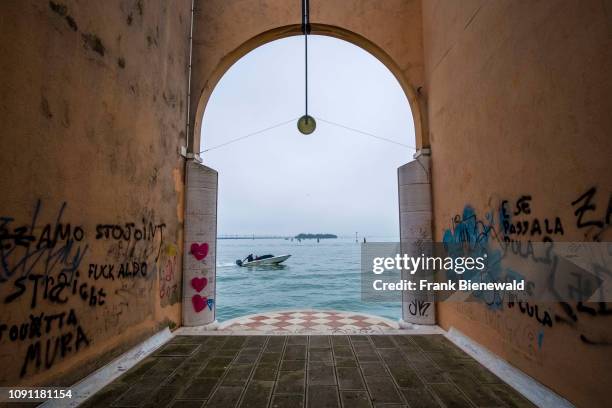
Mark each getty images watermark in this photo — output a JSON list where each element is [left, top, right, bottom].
[[360, 242, 612, 303]]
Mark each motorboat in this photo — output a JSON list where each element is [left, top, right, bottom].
[[236, 254, 291, 266]]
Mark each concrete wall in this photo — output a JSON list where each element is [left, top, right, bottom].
[[0, 0, 190, 386], [423, 1, 612, 406]]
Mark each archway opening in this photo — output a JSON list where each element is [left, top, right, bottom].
[[199, 35, 416, 323]]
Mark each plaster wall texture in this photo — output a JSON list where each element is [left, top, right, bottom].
[[0, 0, 191, 386], [423, 1, 612, 406]]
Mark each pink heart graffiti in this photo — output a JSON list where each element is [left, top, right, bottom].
[[191, 277, 207, 293], [190, 243, 209, 261], [192, 294, 207, 313]]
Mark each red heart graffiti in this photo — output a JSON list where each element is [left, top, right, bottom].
[[191, 277, 207, 293], [192, 294, 207, 313], [190, 243, 209, 261]]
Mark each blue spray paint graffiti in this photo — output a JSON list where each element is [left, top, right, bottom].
[[442, 205, 521, 310]]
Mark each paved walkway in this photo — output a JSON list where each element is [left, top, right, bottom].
[[83, 334, 534, 408]]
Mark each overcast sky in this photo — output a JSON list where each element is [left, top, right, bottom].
[[200, 35, 415, 238]]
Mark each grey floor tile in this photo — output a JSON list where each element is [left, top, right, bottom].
[[429, 383, 472, 408], [364, 376, 403, 404], [308, 363, 336, 385], [387, 365, 424, 388], [448, 373, 505, 407], [360, 362, 389, 377], [235, 352, 260, 364], [270, 394, 304, 408], [486, 384, 536, 408], [332, 345, 354, 357], [244, 336, 269, 348], [206, 386, 243, 407], [411, 336, 446, 353], [266, 337, 287, 352], [239, 380, 274, 408], [336, 366, 365, 390], [111, 385, 156, 407], [197, 364, 227, 379], [307, 385, 340, 408], [155, 344, 200, 357], [410, 361, 448, 384], [331, 336, 350, 346], [223, 336, 248, 349], [287, 336, 308, 345], [400, 387, 441, 408], [309, 336, 331, 348], [335, 356, 358, 367], [222, 364, 254, 386], [179, 378, 219, 400], [356, 353, 381, 363], [206, 356, 234, 368], [142, 386, 182, 408], [216, 348, 240, 358], [86, 335, 532, 408], [276, 370, 305, 394], [260, 352, 282, 364], [370, 336, 396, 348], [340, 390, 372, 408], [169, 401, 206, 408], [284, 345, 307, 360], [252, 363, 278, 381], [354, 343, 377, 353], [310, 349, 333, 362], [281, 360, 306, 371]]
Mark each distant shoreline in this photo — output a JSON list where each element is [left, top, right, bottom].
[[294, 233, 338, 239], [218, 235, 288, 240], [218, 233, 338, 240]]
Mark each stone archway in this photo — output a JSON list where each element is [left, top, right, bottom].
[[187, 0, 428, 154], [183, 0, 432, 328], [190, 23, 428, 155]]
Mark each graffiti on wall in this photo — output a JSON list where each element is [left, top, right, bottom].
[[443, 187, 612, 355], [0, 201, 88, 284], [0, 200, 178, 379], [188, 242, 214, 314], [159, 244, 180, 306]]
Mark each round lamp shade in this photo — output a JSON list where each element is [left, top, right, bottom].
[[297, 115, 316, 135]]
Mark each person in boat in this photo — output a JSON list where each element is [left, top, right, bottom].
[[246, 254, 254, 262]]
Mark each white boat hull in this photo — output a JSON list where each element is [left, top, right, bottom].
[[241, 254, 291, 266]]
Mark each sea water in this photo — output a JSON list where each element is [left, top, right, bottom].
[[216, 237, 401, 322]]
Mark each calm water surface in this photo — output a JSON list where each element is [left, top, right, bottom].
[[216, 237, 400, 322]]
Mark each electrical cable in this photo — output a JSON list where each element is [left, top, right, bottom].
[[198, 117, 299, 153], [199, 116, 415, 154], [316, 117, 415, 149]]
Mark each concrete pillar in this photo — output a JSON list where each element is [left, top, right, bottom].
[[182, 160, 218, 327], [398, 149, 436, 326]]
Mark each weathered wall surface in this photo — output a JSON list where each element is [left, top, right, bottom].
[[0, 0, 190, 386], [423, 1, 612, 406], [182, 162, 218, 327], [190, 0, 426, 152]]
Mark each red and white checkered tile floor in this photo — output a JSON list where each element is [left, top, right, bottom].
[[217, 309, 400, 334]]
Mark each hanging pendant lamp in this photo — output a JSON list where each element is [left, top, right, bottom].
[[298, 0, 316, 135]]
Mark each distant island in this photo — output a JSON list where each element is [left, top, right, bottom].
[[295, 233, 338, 239]]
